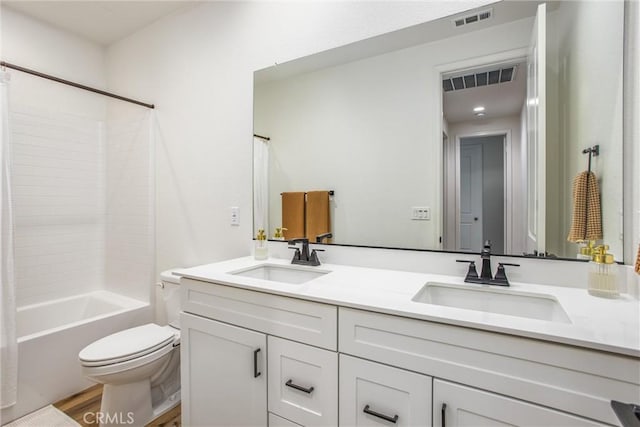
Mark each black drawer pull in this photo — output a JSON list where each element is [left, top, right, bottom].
[[441, 402, 447, 427], [363, 405, 399, 424], [253, 348, 261, 378], [285, 379, 314, 394]]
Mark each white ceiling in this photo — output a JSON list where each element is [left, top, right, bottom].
[[3, 1, 197, 46], [443, 61, 527, 124]]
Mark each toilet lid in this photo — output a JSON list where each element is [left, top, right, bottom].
[[79, 324, 175, 366]]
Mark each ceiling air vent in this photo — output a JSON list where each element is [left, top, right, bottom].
[[452, 8, 493, 28], [442, 65, 517, 92]]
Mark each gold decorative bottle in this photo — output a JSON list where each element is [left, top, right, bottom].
[[587, 245, 619, 298], [254, 228, 268, 260]]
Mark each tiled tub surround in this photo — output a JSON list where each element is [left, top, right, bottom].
[[179, 256, 639, 426]]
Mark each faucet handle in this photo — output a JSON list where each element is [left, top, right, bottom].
[[456, 259, 479, 280], [307, 248, 323, 266], [492, 262, 520, 286], [288, 246, 301, 261]]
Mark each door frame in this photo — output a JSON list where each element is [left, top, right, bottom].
[[454, 131, 511, 252], [437, 47, 528, 253]]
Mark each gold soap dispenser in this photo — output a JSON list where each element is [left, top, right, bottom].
[[587, 245, 619, 298], [254, 228, 268, 260], [273, 227, 287, 241], [577, 240, 595, 260]]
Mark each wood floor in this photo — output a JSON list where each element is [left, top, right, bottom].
[[53, 385, 181, 427]]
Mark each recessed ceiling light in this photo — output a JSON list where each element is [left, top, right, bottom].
[[473, 106, 485, 112], [475, 112, 486, 117]]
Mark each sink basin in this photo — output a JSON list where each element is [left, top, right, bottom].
[[412, 283, 571, 323], [229, 264, 330, 285]]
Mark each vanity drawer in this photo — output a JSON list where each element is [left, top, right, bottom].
[[339, 354, 432, 427], [339, 307, 639, 425], [269, 413, 302, 427], [268, 336, 338, 427], [182, 278, 337, 350]]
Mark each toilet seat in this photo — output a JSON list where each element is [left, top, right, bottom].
[[79, 324, 176, 367]]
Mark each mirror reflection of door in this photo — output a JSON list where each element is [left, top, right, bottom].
[[459, 142, 483, 251], [458, 135, 505, 253]]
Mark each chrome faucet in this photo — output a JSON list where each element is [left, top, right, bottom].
[[288, 238, 323, 266], [457, 240, 520, 286]]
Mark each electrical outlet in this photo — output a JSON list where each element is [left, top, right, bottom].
[[230, 207, 240, 225], [411, 207, 431, 220]]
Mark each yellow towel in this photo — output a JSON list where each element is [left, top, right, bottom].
[[567, 171, 603, 242], [281, 192, 305, 240], [306, 191, 331, 243], [635, 244, 640, 275]]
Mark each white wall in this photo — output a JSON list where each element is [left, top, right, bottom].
[[547, 1, 624, 260], [105, 1, 496, 273], [0, 7, 107, 118]]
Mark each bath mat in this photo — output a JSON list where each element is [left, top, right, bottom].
[[4, 405, 80, 427]]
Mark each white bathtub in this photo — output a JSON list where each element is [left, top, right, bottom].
[[1, 291, 150, 424]]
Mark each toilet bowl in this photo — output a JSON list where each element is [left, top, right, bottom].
[[78, 269, 183, 427]]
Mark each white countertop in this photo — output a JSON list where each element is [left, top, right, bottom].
[[179, 256, 640, 358]]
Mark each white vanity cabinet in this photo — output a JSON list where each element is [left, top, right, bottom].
[[180, 312, 267, 427], [181, 278, 338, 427], [181, 277, 637, 427], [339, 307, 637, 426]]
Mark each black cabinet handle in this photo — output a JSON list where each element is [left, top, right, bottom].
[[285, 379, 314, 394], [253, 348, 261, 378], [441, 403, 447, 427], [363, 404, 399, 424]]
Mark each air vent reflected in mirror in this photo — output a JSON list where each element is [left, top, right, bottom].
[[442, 65, 517, 92]]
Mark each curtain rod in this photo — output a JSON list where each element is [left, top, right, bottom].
[[254, 133, 270, 141], [1, 61, 155, 109]]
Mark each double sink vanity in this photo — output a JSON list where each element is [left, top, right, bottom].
[[177, 253, 639, 427]]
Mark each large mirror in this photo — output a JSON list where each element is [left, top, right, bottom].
[[253, 0, 624, 260]]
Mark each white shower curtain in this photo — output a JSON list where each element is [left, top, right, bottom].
[[0, 70, 17, 410], [253, 136, 269, 235]]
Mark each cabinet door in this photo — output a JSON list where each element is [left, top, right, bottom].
[[434, 380, 603, 427], [181, 312, 267, 427], [268, 336, 338, 426], [339, 354, 432, 427]]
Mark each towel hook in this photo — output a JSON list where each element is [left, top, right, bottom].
[[582, 145, 600, 173]]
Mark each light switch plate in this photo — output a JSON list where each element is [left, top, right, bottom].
[[230, 207, 240, 225]]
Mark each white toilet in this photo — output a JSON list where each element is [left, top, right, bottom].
[[79, 270, 182, 426]]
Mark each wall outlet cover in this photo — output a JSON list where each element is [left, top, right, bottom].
[[411, 207, 431, 220]]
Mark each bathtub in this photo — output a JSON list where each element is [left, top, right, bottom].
[[1, 291, 150, 424]]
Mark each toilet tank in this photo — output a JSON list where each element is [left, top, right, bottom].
[[158, 269, 183, 329]]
